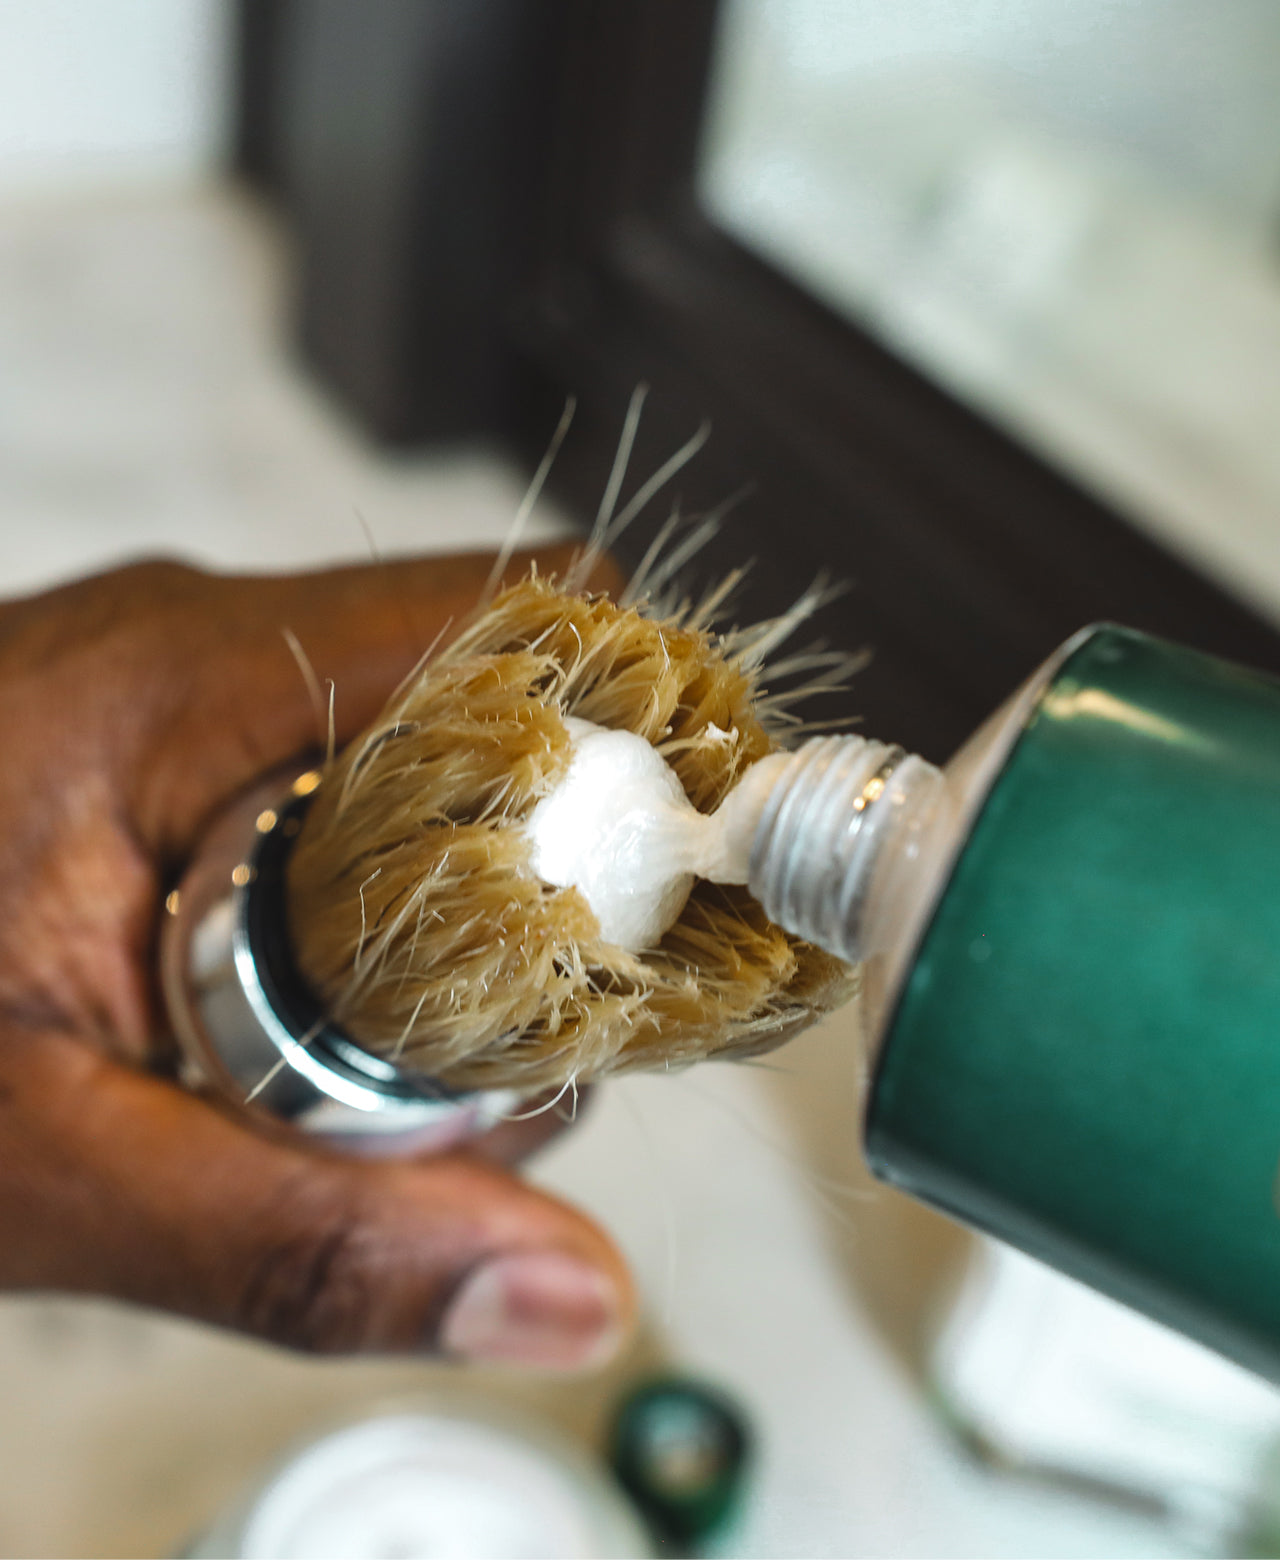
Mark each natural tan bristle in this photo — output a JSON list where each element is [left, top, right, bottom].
[[285, 572, 856, 1093]]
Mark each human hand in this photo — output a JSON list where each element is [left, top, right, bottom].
[[0, 550, 633, 1366]]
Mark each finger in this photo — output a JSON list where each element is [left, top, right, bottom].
[[2, 1033, 633, 1366], [136, 545, 625, 852], [211, 545, 602, 746]]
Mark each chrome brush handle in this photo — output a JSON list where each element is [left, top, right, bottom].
[[159, 770, 520, 1155]]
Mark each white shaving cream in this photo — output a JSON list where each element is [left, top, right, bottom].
[[526, 717, 788, 950]]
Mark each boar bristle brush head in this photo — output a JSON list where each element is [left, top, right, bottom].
[[285, 404, 860, 1096]]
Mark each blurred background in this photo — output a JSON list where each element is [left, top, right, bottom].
[[3, 1, 1280, 1555]]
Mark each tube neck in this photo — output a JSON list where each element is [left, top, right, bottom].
[[748, 736, 949, 967], [748, 641, 1078, 1059]]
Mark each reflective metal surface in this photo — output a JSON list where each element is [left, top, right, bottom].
[[160, 770, 519, 1154]]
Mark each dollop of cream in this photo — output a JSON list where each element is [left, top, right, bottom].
[[525, 717, 790, 950]]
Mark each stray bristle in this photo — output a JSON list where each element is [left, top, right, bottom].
[[286, 573, 858, 1093]]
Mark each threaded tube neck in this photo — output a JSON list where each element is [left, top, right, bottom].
[[748, 735, 946, 965]]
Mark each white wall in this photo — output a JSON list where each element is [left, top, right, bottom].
[[0, 0, 229, 195]]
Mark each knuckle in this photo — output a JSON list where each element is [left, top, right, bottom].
[[113, 558, 203, 596], [233, 1184, 379, 1354], [92, 559, 206, 630]]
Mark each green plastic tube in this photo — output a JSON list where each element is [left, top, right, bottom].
[[749, 625, 1280, 1380]]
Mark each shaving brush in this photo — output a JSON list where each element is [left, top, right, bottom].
[[162, 377, 865, 1143], [284, 568, 855, 1098], [162, 545, 857, 1143]]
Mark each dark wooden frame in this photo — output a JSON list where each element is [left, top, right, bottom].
[[236, 0, 1280, 758]]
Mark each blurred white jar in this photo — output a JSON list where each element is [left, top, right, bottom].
[[185, 1400, 651, 1560]]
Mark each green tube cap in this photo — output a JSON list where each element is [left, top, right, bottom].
[[608, 1378, 750, 1551]]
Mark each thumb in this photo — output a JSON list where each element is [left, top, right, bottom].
[[3, 1034, 633, 1367]]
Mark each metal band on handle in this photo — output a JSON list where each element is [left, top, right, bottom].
[[160, 771, 519, 1153]]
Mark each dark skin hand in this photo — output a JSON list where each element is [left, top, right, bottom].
[[0, 548, 634, 1366]]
